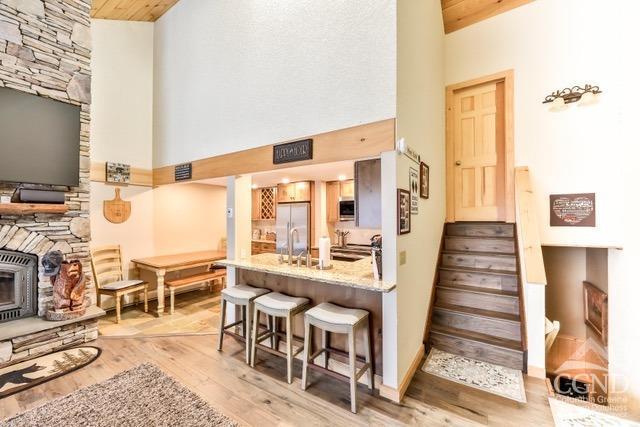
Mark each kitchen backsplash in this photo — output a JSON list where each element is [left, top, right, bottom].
[[328, 222, 380, 245], [252, 220, 276, 240]]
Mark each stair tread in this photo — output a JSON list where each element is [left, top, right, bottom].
[[437, 282, 519, 298], [445, 235, 514, 241], [442, 250, 516, 259], [434, 302, 521, 322], [439, 265, 518, 276], [431, 324, 523, 352]]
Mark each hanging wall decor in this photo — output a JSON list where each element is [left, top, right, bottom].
[[397, 189, 411, 235], [550, 193, 595, 227], [105, 162, 131, 184], [103, 188, 131, 224], [410, 167, 419, 215], [583, 281, 608, 345], [420, 162, 429, 199]]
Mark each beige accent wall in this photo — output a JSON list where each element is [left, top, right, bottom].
[[394, 0, 445, 387]]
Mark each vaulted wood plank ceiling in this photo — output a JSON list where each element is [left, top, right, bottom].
[[442, 0, 535, 34], [91, 0, 180, 22]]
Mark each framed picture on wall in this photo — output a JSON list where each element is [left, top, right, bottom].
[[397, 189, 411, 235], [583, 281, 608, 345], [420, 162, 429, 199], [410, 167, 419, 215]]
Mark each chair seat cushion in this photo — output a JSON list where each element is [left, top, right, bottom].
[[305, 302, 368, 326], [254, 292, 309, 311], [221, 284, 270, 301], [101, 279, 145, 290]]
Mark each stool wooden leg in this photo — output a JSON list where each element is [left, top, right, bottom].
[[170, 289, 175, 315], [143, 286, 148, 313], [217, 298, 226, 351], [245, 303, 253, 364], [363, 320, 373, 390], [301, 319, 311, 390], [286, 314, 293, 384], [348, 329, 357, 413], [270, 316, 278, 350], [321, 330, 329, 369], [250, 305, 259, 367], [115, 294, 121, 324]]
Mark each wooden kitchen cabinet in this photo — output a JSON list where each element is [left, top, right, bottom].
[[340, 180, 354, 199], [252, 187, 277, 220], [277, 181, 311, 203], [326, 181, 340, 223], [252, 241, 276, 255]]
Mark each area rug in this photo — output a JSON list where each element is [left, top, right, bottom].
[[549, 397, 640, 426], [421, 348, 527, 403], [0, 346, 100, 398], [3, 363, 238, 427]]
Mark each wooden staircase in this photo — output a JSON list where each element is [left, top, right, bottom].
[[427, 222, 527, 371]]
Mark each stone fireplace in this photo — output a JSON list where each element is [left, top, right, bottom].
[[0, 0, 103, 368], [0, 250, 38, 322]]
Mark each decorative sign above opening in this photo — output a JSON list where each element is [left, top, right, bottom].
[[273, 139, 313, 164], [174, 163, 192, 182]]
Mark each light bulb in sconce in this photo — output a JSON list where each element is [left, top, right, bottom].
[[549, 97, 566, 112], [281, 178, 290, 184], [396, 137, 407, 154], [578, 91, 597, 106], [338, 174, 347, 181], [251, 183, 258, 189]]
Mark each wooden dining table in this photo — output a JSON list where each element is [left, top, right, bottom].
[[131, 250, 227, 316]]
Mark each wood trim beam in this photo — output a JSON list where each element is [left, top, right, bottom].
[[90, 162, 153, 187], [152, 119, 396, 186], [442, 0, 536, 34]]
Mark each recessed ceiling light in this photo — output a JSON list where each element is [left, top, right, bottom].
[[338, 174, 347, 181], [282, 178, 290, 184]]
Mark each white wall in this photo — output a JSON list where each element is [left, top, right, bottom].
[[152, 0, 396, 167], [394, 0, 445, 386], [445, 0, 640, 416]]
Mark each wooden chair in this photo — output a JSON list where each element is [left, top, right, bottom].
[[90, 245, 149, 323]]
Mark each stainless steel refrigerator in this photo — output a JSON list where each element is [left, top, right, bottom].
[[276, 203, 310, 255]]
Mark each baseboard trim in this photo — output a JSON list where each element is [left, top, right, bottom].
[[379, 344, 425, 403], [527, 364, 545, 379]]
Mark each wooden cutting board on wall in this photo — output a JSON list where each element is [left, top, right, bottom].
[[103, 188, 131, 224]]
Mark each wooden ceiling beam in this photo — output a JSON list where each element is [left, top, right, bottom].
[[442, 0, 535, 34], [90, 0, 180, 22]]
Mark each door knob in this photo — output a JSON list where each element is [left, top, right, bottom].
[[455, 160, 462, 166]]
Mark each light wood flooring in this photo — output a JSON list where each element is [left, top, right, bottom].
[[1, 334, 555, 426], [98, 289, 220, 337]]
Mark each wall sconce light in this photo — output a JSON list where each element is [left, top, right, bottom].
[[543, 84, 602, 110]]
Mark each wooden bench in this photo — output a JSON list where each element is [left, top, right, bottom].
[[165, 269, 226, 314]]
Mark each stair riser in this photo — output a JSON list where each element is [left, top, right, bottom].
[[432, 309, 521, 341], [446, 223, 514, 238], [445, 237, 515, 254], [430, 332, 524, 370], [439, 269, 517, 292], [442, 253, 517, 272], [436, 288, 520, 315]]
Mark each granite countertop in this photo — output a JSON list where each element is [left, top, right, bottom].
[[216, 253, 395, 293]]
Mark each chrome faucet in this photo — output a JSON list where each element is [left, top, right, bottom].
[[288, 227, 299, 265]]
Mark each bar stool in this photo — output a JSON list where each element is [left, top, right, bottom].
[[218, 284, 271, 364], [301, 302, 373, 413], [250, 292, 310, 384]]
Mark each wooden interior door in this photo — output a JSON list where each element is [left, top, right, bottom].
[[451, 81, 506, 221]]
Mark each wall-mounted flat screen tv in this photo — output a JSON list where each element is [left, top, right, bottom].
[[0, 87, 80, 187]]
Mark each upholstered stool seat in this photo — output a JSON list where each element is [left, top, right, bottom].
[[250, 292, 310, 384], [217, 284, 271, 364], [301, 302, 373, 413]]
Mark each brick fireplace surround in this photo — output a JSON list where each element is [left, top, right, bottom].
[[0, 0, 102, 367]]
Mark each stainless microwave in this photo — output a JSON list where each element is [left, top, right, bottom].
[[339, 200, 355, 221]]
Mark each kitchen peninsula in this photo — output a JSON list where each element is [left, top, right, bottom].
[[216, 253, 395, 376]]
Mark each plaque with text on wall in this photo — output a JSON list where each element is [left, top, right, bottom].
[[550, 193, 595, 227], [273, 139, 313, 164], [174, 163, 192, 182]]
